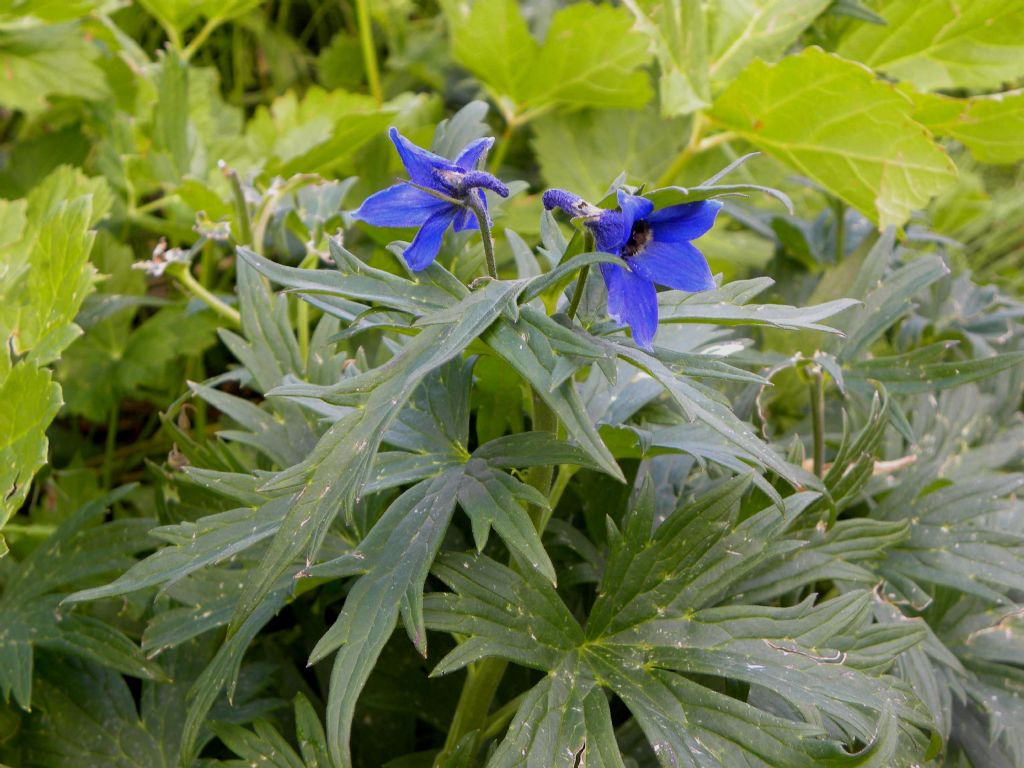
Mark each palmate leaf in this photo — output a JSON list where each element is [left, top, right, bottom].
[[0, 167, 112, 530], [705, 0, 831, 85], [615, 345, 815, 489], [0, 24, 108, 113], [911, 89, 1024, 166], [205, 693, 329, 768], [0, 637, 274, 768], [484, 309, 623, 481], [1, 487, 164, 710], [228, 276, 520, 635], [624, 0, 709, 117], [294, 359, 611, 768], [425, 478, 932, 766], [179, 264, 561, 768], [878, 471, 1024, 605], [0, 359, 61, 542], [444, 0, 652, 113], [239, 242, 450, 319], [243, 88, 406, 176], [836, 0, 1024, 92], [709, 47, 956, 229], [64, 497, 292, 606], [138, 0, 262, 39], [532, 108, 690, 201], [655, 277, 856, 333]]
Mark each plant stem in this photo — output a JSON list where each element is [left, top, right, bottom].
[[566, 265, 589, 320], [437, 659, 508, 765], [297, 252, 319, 364], [354, 0, 383, 105], [657, 113, 706, 188], [654, 118, 738, 189], [2, 524, 57, 537], [526, 390, 557, 531], [252, 173, 321, 255], [169, 263, 242, 328], [809, 366, 826, 478], [466, 194, 498, 279], [161, 20, 183, 53], [566, 231, 595, 320], [220, 162, 253, 246], [832, 198, 846, 262], [480, 692, 527, 740], [182, 16, 223, 61]]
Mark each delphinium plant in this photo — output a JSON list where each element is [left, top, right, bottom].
[[29, 112, 1004, 768], [2, 2, 1024, 768]]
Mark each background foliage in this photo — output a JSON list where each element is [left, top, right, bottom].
[[1, 1, 1023, 766]]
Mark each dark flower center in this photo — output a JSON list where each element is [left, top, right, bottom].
[[622, 220, 652, 258]]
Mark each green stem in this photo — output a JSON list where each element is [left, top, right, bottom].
[[161, 20, 183, 52], [466, 194, 498, 279], [546, 465, 577, 517], [354, 0, 383, 105], [220, 162, 253, 246], [566, 231, 594, 321], [480, 692, 527, 741], [103, 402, 119, 489], [1, 523, 57, 537], [832, 198, 846, 262], [566, 265, 589, 320], [297, 252, 318, 365], [128, 211, 196, 242], [182, 16, 223, 61], [657, 113, 706, 188], [169, 263, 242, 328], [526, 390, 557, 531], [437, 659, 509, 765], [134, 194, 179, 215], [654, 119, 738, 189], [253, 173, 321, 256], [809, 366, 826, 479]]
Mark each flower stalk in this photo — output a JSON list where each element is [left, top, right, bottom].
[[466, 193, 498, 279], [167, 262, 242, 328]]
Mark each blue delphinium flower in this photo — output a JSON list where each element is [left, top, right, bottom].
[[543, 188, 721, 349], [352, 127, 510, 271]]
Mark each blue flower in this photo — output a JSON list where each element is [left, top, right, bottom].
[[352, 128, 510, 271], [543, 188, 721, 348]]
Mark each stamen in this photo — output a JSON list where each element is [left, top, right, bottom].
[[622, 220, 652, 258]]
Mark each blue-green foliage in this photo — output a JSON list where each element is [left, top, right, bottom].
[[1, 2, 1024, 767]]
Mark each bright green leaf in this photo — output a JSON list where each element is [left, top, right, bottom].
[[709, 47, 956, 228], [707, 0, 831, 85], [836, 0, 1024, 92]]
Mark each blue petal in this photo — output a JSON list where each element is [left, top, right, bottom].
[[389, 127, 457, 188], [615, 190, 654, 251], [600, 263, 626, 319], [452, 190, 486, 232], [628, 241, 715, 293], [402, 208, 457, 271], [351, 183, 450, 227], [600, 262, 658, 349], [590, 210, 626, 254], [647, 200, 722, 243], [455, 137, 495, 170]]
